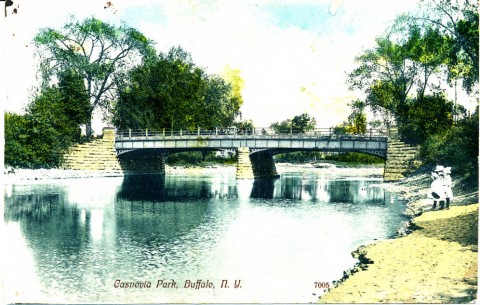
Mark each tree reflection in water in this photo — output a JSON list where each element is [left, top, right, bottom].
[[115, 174, 211, 243]]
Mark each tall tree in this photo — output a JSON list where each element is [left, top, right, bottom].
[[348, 34, 418, 116], [222, 65, 245, 113], [57, 69, 91, 130], [34, 17, 155, 138], [349, 17, 451, 126], [416, 0, 479, 93], [405, 25, 449, 99], [113, 47, 242, 131]]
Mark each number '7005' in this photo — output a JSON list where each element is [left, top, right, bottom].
[[314, 282, 330, 288]]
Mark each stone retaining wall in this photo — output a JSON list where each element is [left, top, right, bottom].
[[236, 147, 255, 179], [383, 137, 422, 181], [62, 128, 122, 171], [62, 128, 165, 174]]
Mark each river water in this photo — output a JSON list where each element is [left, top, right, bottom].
[[3, 170, 407, 303]]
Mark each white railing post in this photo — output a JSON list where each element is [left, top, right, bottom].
[[128, 129, 131, 139], [146, 128, 148, 139]]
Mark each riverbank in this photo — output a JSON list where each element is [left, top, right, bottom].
[[319, 172, 479, 303], [3, 162, 383, 182]]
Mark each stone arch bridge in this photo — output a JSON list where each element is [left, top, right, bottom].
[[63, 127, 420, 181]]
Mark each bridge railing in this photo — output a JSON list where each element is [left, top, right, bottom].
[[116, 127, 389, 140]]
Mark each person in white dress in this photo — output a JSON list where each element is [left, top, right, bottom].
[[442, 167, 453, 209], [428, 165, 446, 210]]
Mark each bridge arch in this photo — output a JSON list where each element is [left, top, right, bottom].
[[250, 148, 387, 159]]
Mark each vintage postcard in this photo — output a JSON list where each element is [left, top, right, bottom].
[[2, 0, 478, 304]]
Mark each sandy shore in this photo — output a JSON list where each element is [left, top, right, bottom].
[[319, 197, 478, 303]]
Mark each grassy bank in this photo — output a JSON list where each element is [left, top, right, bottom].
[[319, 203, 478, 303]]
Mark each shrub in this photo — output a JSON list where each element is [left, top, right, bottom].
[[397, 94, 454, 144], [421, 107, 478, 184]]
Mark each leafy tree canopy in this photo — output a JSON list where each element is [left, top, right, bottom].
[[346, 100, 367, 134], [349, 19, 450, 125], [5, 70, 90, 168], [421, 106, 478, 183], [232, 119, 254, 130], [396, 93, 454, 144], [416, 0, 479, 93], [113, 47, 243, 131], [34, 17, 155, 137], [270, 113, 316, 134]]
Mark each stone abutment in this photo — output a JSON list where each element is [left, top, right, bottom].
[[383, 128, 422, 181], [236, 147, 279, 179], [62, 128, 166, 174]]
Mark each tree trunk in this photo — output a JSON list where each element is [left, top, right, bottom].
[[85, 107, 94, 139], [86, 120, 93, 139]]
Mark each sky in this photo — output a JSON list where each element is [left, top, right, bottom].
[[0, 0, 475, 134]]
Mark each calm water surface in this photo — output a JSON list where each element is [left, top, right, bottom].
[[4, 170, 407, 303]]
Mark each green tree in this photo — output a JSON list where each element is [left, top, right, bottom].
[[349, 13, 457, 125], [352, 24, 449, 112], [270, 120, 291, 134], [232, 119, 254, 130], [405, 26, 449, 99], [4, 112, 32, 167], [291, 113, 316, 132], [5, 70, 91, 168], [57, 69, 91, 135], [34, 17, 155, 138], [346, 100, 367, 134], [113, 47, 242, 131], [421, 107, 478, 183], [202, 74, 241, 128], [348, 35, 418, 115], [416, 0, 478, 93], [270, 113, 316, 134], [25, 87, 68, 167], [396, 93, 454, 144]]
